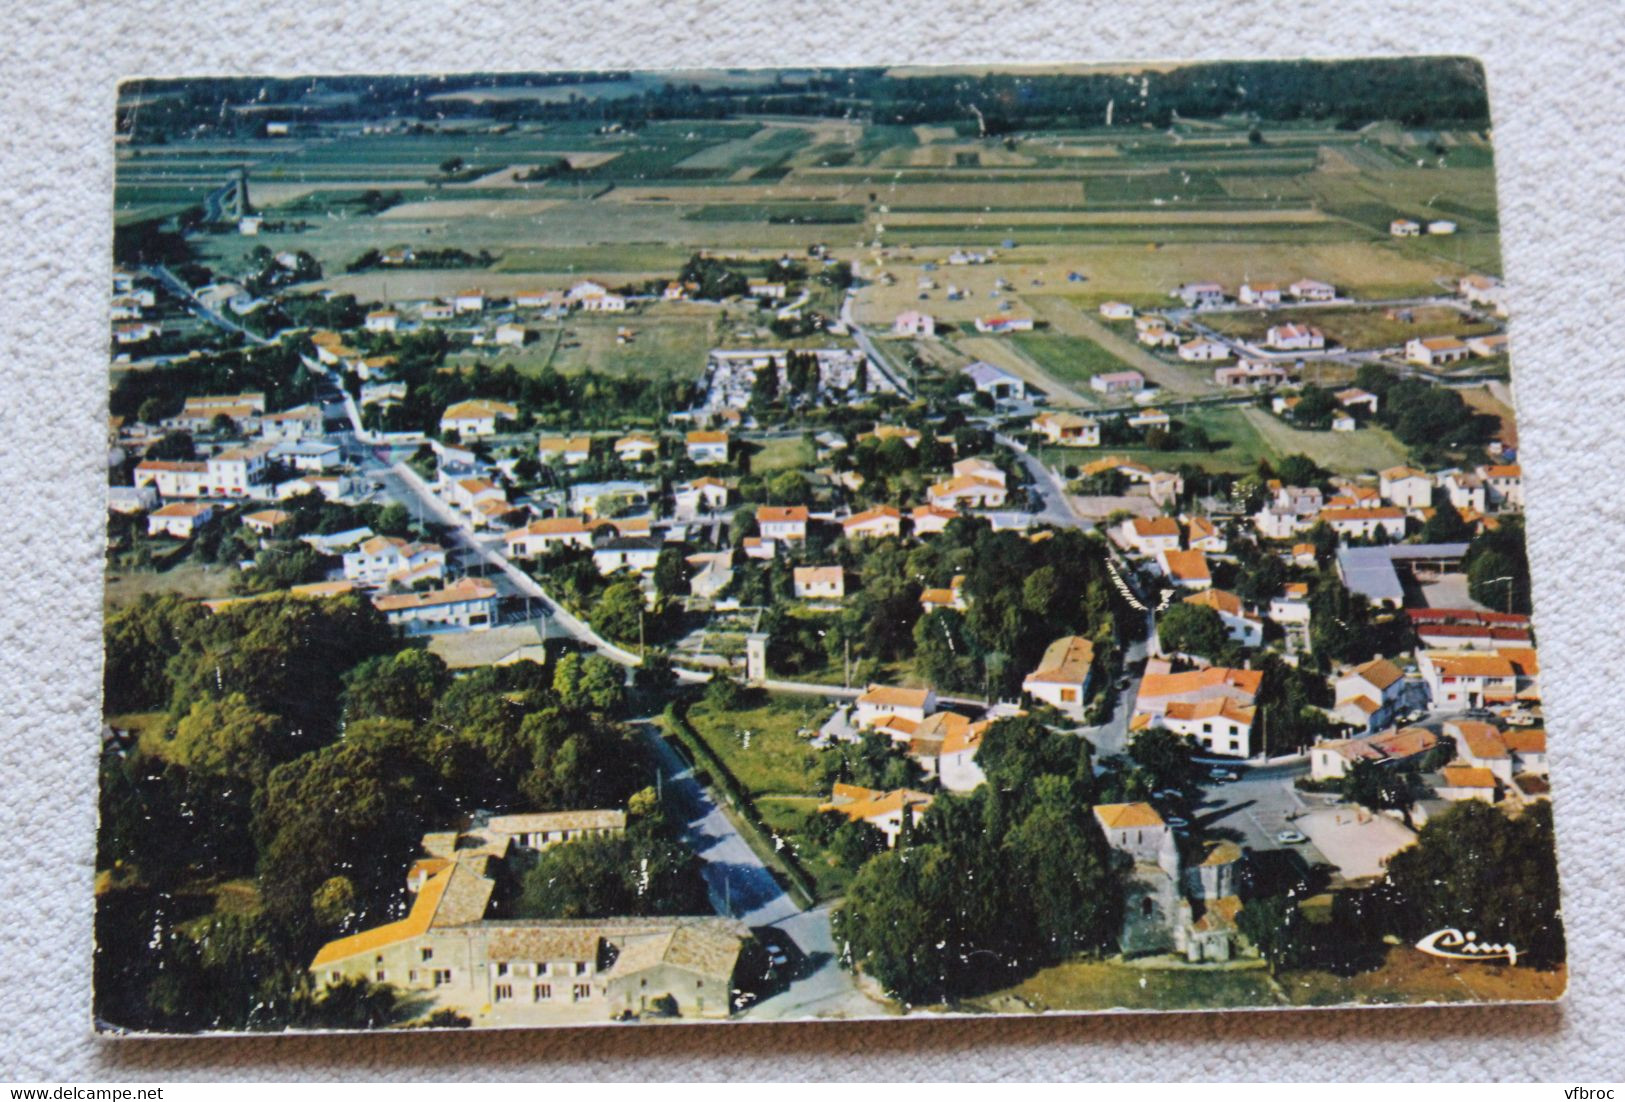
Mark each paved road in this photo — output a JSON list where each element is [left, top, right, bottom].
[[840, 292, 912, 400], [998, 432, 1083, 529], [368, 459, 641, 664], [629, 718, 878, 1020], [1194, 759, 1328, 865]]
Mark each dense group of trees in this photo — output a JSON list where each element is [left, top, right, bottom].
[[98, 592, 655, 1032], [832, 716, 1123, 1004], [110, 341, 316, 424], [119, 59, 1489, 146]]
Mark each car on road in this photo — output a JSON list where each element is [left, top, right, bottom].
[[1208, 767, 1239, 783], [1165, 816, 1190, 830], [1276, 829, 1308, 845]]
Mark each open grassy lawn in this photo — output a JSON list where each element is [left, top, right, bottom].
[[747, 435, 816, 472], [1008, 331, 1140, 388], [969, 958, 1282, 1013], [967, 945, 1563, 1014], [1202, 304, 1498, 351], [682, 695, 831, 797], [1045, 405, 1276, 475], [450, 307, 717, 379], [105, 558, 238, 610], [1240, 406, 1411, 475]]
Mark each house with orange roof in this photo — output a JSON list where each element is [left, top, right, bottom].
[[537, 436, 594, 466], [343, 535, 449, 588], [1182, 588, 1262, 648], [1178, 337, 1231, 362], [854, 684, 937, 728], [452, 288, 485, 314], [919, 574, 967, 615], [1334, 657, 1409, 732], [373, 577, 498, 633], [756, 505, 809, 542], [1265, 323, 1326, 351], [934, 715, 992, 792], [1405, 335, 1469, 367], [842, 505, 902, 540], [134, 458, 209, 499], [1443, 719, 1515, 783], [1156, 697, 1257, 759], [1157, 548, 1212, 590], [1185, 515, 1227, 554], [446, 476, 508, 517], [819, 783, 934, 846], [147, 501, 218, 539], [792, 565, 845, 602], [613, 433, 661, 464], [440, 399, 518, 439], [1310, 726, 1441, 781], [1033, 411, 1101, 447], [240, 508, 291, 536], [1134, 667, 1263, 729], [504, 516, 594, 558], [910, 504, 958, 537], [926, 473, 1007, 510], [308, 823, 749, 1022], [1092, 802, 1170, 863], [1117, 514, 1181, 557], [1022, 636, 1096, 714], [1238, 281, 1283, 306], [674, 476, 729, 514], [1379, 466, 1435, 510], [1435, 764, 1500, 803], [1416, 650, 1518, 710], [685, 430, 730, 465]]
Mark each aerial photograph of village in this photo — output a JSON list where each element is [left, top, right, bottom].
[[98, 58, 1564, 1035]]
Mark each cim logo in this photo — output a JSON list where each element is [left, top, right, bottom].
[[1415, 927, 1520, 966]]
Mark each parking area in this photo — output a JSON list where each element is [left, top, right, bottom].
[[1195, 769, 1330, 867]]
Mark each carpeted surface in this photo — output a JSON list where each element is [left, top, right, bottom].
[[1, 0, 1620, 1081]]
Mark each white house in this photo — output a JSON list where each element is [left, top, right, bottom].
[[1178, 337, 1231, 362], [365, 310, 399, 334], [1033, 411, 1100, 447], [1405, 336, 1469, 367], [592, 537, 663, 575], [613, 433, 660, 465], [440, 399, 518, 438], [453, 289, 486, 314], [1156, 697, 1257, 759], [893, 311, 936, 337], [927, 474, 1007, 510], [1092, 803, 1170, 864], [259, 404, 325, 443], [1334, 657, 1408, 732], [1316, 506, 1407, 542], [147, 501, 217, 539], [373, 578, 498, 633], [1441, 470, 1488, 514], [963, 361, 1027, 401], [855, 685, 938, 728], [1118, 515, 1181, 557], [843, 506, 902, 540], [1091, 370, 1146, 395], [1238, 282, 1283, 306], [538, 436, 594, 466], [792, 566, 845, 601], [504, 516, 595, 558], [1379, 466, 1435, 510], [1290, 279, 1337, 302], [674, 477, 729, 514], [1266, 323, 1326, 351], [1099, 301, 1135, 320], [343, 536, 448, 588], [756, 505, 809, 542], [1175, 282, 1226, 308], [1390, 219, 1421, 237], [1478, 464, 1523, 511], [685, 430, 730, 465], [1021, 635, 1095, 714], [1417, 651, 1520, 710]]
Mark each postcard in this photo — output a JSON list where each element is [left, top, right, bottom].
[[99, 58, 1562, 1034]]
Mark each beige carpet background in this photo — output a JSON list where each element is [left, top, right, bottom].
[[2, 0, 1620, 1081]]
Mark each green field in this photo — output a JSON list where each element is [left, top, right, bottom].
[[681, 696, 830, 797], [1202, 304, 1499, 351], [747, 435, 816, 472], [1009, 332, 1141, 388], [1045, 403, 1408, 478]]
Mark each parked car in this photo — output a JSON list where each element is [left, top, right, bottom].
[[1165, 816, 1190, 830], [1209, 767, 1239, 783], [1276, 829, 1307, 845]]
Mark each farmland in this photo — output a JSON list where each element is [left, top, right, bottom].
[[1201, 303, 1499, 351]]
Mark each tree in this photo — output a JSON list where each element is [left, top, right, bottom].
[[1381, 801, 1564, 969], [1156, 602, 1232, 661], [1344, 758, 1416, 824], [145, 430, 195, 460], [653, 546, 691, 598], [311, 875, 358, 930], [1274, 454, 1325, 487], [167, 693, 284, 785], [1421, 499, 1471, 543], [1237, 894, 1311, 975], [591, 581, 646, 644], [340, 649, 451, 725], [1126, 726, 1203, 795]]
